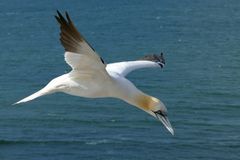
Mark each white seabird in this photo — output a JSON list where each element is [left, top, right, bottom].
[[14, 11, 174, 135]]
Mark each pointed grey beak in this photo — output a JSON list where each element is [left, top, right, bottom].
[[154, 110, 174, 135], [158, 114, 174, 135]]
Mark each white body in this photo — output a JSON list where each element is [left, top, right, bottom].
[[14, 11, 174, 135]]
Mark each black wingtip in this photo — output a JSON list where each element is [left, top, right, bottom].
[[56, 10, 61, 17], [55, 10, 71, 26], [55, 15, 60, 23], [55, 10, 61, 22], [65, 11, 71, 23], [139, 53, 165, 66], [56, 10, 65, 21], [159, 52, 165, 65]]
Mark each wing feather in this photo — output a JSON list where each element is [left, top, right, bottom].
[[106, 53, 165, 76], [55, 11, 106, 73]]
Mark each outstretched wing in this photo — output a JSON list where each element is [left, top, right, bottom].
[[55, 11, 107, 74], [106, 53, 165, 76]]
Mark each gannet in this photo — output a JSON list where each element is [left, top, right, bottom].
[[14, 11, 174, 135]]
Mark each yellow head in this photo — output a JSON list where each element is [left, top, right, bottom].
[[135, 94, 166, 112], [134, 94, 173, 135]]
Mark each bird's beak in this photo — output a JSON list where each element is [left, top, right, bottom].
[[155, 112, 174, 135], [159, 115, 174, 135]]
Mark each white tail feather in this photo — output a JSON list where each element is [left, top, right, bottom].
[[13, 88, 51, 105]]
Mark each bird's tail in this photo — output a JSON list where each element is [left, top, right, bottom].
[[13, 87, 52, 105]]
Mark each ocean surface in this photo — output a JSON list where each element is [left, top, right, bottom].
[[0, 0, 240, 159]]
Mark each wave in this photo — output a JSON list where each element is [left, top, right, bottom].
[[0, 138, 150, 146], [0, 140, 86, 145]]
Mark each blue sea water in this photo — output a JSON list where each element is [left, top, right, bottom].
[[0, 0, 240, 159]]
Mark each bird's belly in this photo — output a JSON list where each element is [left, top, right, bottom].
[[62, 80, 110, 98]]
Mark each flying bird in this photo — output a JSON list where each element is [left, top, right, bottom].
[[14, 11, 174, 135]]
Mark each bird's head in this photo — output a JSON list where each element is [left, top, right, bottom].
[[135, 95, 174, 135]]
